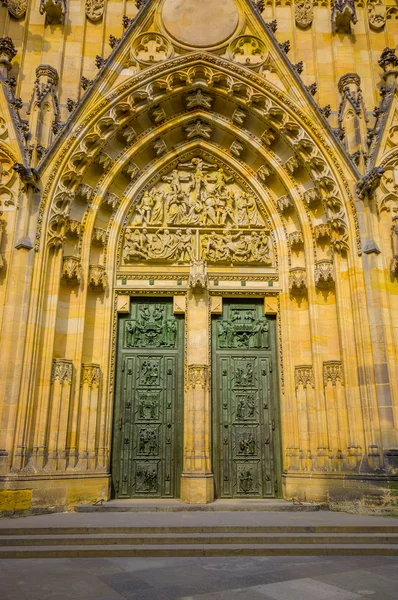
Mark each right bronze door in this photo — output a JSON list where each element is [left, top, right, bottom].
[[212, 300, 282, 498]]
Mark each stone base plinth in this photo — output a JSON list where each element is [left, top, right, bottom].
[[283, 473, 398, 510], [0, 474, 110, 514], [180, 473, 214, 504]]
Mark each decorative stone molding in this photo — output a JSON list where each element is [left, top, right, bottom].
[[81, 76, 93, 90], [51, 358, 73, 382], [295, 2, 313, 29], [356, 166, 385, 199], [261, 129, 277, 147], [102, 192, 120, 210], [92, 227, 106, 246], [0, 37, 17, 75], [188, 260, 208, 292], [303, 188, 321, 207], [81, 363, 101, 387], [295, 365, 314, 390], [88, 264, 106, 290], [76, 183, 93, 202], [227, 35, 268, 68], [153, 138, 167, 156], [7, 0, 28, 19], [0, 219, 5, 270], [121, 126, 136, 144], [186, 365, 209, 390], [314, 223, 331, 241], [230, 140, 244, 157], [95, 55, 107, 69], [62, 256, 82, 285], [285, 155, 300, 174], [131, 32, 173, 66], [123, 162, 139, 180], [30, 65, 59, 107], [378, 47, 398, 73], [85, 0, 104, 22], [66, 219, 82, 238], [66, 98, 77, 112], [277, 195, 294, 213], [150, 106, 166, 124], [232, 108, 247, 125], [289, 267, 307, 294], [314, 259, 334, 288], [39, 0, 67, 25], [331, 0, 357, 33], [185, 119, 212, 140], [97, 152, 113, 170], [323, 360, 344, 386], [289, 231, 304, 249], [11, 164, 39, 192], [185, 89, 213, 110], [257, 164, 273, 182]]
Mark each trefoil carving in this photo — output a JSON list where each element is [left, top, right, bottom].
[[88, 265, 106, 291], [314, 259, 334, 288], [61, 256, 81, 285]]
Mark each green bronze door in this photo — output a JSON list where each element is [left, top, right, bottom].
[[112, 298, 184, 498], [212, 300, 281, 498]]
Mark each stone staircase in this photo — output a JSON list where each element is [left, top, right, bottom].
[[1, 523, 398, 558]]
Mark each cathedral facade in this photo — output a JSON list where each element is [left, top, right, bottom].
[[0, 0, 398, 512]]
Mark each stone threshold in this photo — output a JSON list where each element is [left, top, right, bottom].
[[75, 498, 321, 512]]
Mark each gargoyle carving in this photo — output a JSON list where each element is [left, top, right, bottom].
[[331, 0, 357, 33], [39, 0, 67, 24]]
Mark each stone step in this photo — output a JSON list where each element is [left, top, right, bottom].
[[74, 499, 321, 513], [1, 543, 398, 558], [2, 525, 398, 535], [3, 533, 398, 546]]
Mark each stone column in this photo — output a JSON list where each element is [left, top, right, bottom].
[[180, 261, 214, 503]]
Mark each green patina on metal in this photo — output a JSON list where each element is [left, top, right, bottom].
[[212, 300, 282, 498], [112, 298, 184, 498]]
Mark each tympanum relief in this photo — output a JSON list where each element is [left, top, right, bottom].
[[122, 158, 273, 267]]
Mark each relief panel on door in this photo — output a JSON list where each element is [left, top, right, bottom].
[[113, 300, 183, 498], [213, 302, 281, 498]]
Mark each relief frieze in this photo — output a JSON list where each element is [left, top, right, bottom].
[[122, 158, 273, 267]]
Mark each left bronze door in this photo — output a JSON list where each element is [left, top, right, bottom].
[[112, 298, 184, 498]]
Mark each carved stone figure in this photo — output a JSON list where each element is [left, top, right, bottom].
[[295, 2, 313, 29], [7, 0, 28, 19], [39, 0, 67, 24], [85, 0, 104, 22], [127, 160, 264, 232], [331, 0, 357, 33], [202, 230, 271, 264], [368, 1, 386, 31]]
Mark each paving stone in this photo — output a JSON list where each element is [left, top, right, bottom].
[[314, 568, 398, 600], [252, 577, 366, 599]]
